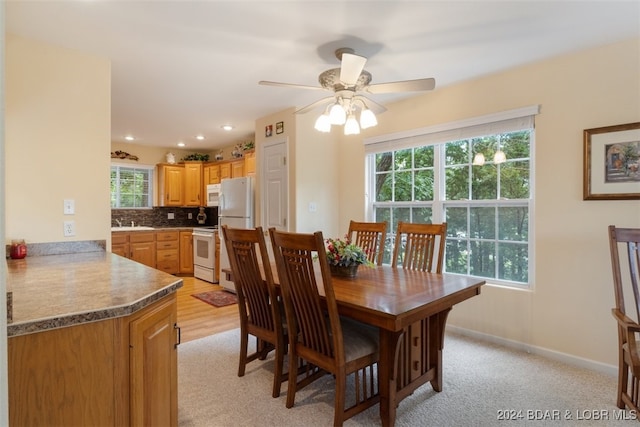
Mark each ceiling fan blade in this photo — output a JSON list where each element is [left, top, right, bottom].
[[355, 95, 387, 114], [295, 96, 336, 114], [339, 53, 367, 86], [259, 80, 326, 91], [367, 78, 436, 94]]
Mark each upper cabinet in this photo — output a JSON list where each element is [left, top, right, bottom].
[[157, 164, 184, 207], [157, 153, 254, 207], [203, 163, 221, 185], [244, 150, 256, 176], [230, 159, 244, 178], [183, 162, 203, 206]]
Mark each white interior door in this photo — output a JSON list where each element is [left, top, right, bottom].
[[262, 139, 288, 232]]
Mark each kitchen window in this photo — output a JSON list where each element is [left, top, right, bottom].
[[364, 106, 538, 288], [110, 164, 154, 208]]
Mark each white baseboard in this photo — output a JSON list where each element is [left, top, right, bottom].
[[446, 325, 618, 378]]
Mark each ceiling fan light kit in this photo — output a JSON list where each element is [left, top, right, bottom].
[[259, 47, 436, 136]]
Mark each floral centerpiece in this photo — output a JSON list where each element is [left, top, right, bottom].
[[325, 236, 372, 277]]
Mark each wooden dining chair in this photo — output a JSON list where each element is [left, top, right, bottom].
[[268, 228, 380, 426], [347, 220, 387, 266], [391, 221, 447, 273], [221, 225, 287, 398], [609, 225, 640, 414]]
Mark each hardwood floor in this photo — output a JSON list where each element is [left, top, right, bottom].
[[176, 276, 240, 343]]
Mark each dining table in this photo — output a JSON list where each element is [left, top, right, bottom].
[[223, 263, 485, 427]]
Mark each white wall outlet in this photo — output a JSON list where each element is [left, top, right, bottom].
[[63, 220, 75, 237], [63, 199, 75, 215], [308, 202, 317, 213], [168, 213, 175, 219], [188, 213, 193, 219]]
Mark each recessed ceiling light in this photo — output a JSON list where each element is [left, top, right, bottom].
[[125, 135, 135, 141], [196, 135, 205, 140], [177, 142, 185, 147], [221, 125, 234, 131]]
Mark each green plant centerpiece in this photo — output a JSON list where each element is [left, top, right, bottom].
[[325, 236, 372, 278], [182, 153, 209, 161]]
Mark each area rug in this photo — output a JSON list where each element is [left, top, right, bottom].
[[191, 290, 238, 307]]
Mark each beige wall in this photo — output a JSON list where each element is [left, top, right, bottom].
[[332, 38, 640, 369], [6, 34, 111, 244]]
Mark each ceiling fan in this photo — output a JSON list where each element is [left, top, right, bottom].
[[258, 48, 436, 134]]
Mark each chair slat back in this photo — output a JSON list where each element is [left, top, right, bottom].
[[269, 229, 343, 362], [609, 225, 640, 322], [391, 222, 447, 273], [347, 220, 387, 266], [222, 225, 278, 332]]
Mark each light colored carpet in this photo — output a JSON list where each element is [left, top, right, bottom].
[[178, 329, 636, 426]]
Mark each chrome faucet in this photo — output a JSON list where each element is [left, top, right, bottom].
[[115, 218, 122, 227]]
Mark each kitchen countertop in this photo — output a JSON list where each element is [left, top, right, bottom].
[[111, 226, 216, 232], [6, 251, 183, 337]]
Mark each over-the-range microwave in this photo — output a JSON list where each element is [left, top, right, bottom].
[[206, 184, 221, 207]]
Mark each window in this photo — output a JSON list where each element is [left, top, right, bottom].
[[365, 106, 538, 287], [110, 164, 154, 208]]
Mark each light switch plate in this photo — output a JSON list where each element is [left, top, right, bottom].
[[64, 199, 75, 215]]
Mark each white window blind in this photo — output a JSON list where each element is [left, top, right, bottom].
[[364, 105, 540, 154]]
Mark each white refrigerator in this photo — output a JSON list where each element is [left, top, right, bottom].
[[218, 176, 254, 292]]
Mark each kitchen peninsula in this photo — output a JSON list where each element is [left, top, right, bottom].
[[6, 248, 182, 426]]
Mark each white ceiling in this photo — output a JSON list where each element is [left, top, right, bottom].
[[6, 1, 640, 151]]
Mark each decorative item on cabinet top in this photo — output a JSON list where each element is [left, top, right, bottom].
[[182, 153, 210, 161], [111, 150, 138, 161]]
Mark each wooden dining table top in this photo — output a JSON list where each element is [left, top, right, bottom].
[[230, 263, 485, 333], [320, 264, 485, 331]]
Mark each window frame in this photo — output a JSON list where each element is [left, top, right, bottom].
[[363, 107, 538, 289], [110, 163, 154, 209]]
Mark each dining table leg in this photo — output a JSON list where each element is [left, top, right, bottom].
[[379, 329, 404, 427]]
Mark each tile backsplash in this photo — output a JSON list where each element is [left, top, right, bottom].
[[112, 207, 218, 228]]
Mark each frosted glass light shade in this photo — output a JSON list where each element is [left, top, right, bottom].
[[494, 150, 506, 164], [314, 114, 331, 132], [359, 108, 377, 129], [329, 103, 346, 125], [344, 115, 360, 135], [472, 153, 485, 166]]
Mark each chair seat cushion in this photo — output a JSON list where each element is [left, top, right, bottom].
[[340, 317, 379, 362]]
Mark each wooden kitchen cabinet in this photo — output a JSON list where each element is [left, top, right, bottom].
[[231, 159, 245, 177], [220, 162, 231, 180], [179, 230, 194, 274], [112, 233, 129, 257], [244, 150, 256, 176], [156, 231, 180, 274], [8, 293, 179, 426], [203, 163, 221, 185], [130, 232, 156, 268], [183, 161, 203, 206], [129, 294, 178, 426], [157, 164, 184, 206]]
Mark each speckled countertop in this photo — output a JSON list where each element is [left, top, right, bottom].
[[6, 251, 183, 337]]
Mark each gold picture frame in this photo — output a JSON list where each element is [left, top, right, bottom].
[[583, 122, 640, 200]]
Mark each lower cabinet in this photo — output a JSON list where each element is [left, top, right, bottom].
[[130, 232, 157, 268], [156, 231, 180, 274], [179, 230, 194, 274], [8, 293, 179, 426], [112, 229, 195, 275]]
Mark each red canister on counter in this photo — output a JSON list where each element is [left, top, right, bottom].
[[10, 240, 27, 259]]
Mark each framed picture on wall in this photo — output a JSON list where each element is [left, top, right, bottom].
[[276, 121, 284, 134], [265, 125, 273, 137], [583, 122, 640, 200]]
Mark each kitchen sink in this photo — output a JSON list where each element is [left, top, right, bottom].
[[111, 226, 155, 232]]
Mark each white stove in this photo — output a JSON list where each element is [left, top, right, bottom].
[[192, 226, 218, 283]]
